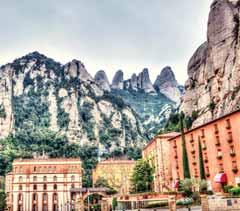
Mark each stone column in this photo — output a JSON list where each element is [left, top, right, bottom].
[[201, 194, 209, 211], [168, 195, 176, 211]]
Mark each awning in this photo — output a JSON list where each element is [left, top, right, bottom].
[[173, 180, 180, 189], [214, 173, 227, 183]]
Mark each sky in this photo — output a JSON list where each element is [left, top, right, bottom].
[[0, 0, 212, 84]]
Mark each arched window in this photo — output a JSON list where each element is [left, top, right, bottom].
[[33, 184, 37, 190], [33, 176, 37, 182], [43, 176, 47, 182], [18, 193, 23, 201], [53, 184, 57, 190], [42, 193, 48, 211], [18, 194, 23, 211], [53, 193, 58, 211], [19, 185, 22, 191], [33, 193, 37, 201], [71, 175, 75, 182], [53, 176, 57, 182], [19, 176, 23, 183], [43, 184, 47, 190]]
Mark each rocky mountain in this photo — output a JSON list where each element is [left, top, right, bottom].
[[111, 70, 124, 90], [0, 52, 147, 155], [180, 0, 240, 127], [154, 66, 183, 104], [94, 70, 111, 92], [0, 51, 183, 154]]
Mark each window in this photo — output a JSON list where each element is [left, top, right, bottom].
[[34, 166, 37, 172], [43, 176, 47, 182], [33, 184, 37, 190], [43, 205, 48, 211], [33, 176, 37, 182], [43, 193, 48, 201], [18, 193, 23, 201], [53, 184, 57, 190], [226, 119, 231, 129], [53, 176, 57, 182], [19, 185, 22, 191], [53, 193, 58, 201], [43, 184, 47, 190], [33, 193, 37, 201], [19, 176, 23, 183], [71, 183, 75, 189], [71, 175, 75, 182]]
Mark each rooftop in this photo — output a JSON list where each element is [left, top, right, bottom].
[[168, 109, 240, 141]]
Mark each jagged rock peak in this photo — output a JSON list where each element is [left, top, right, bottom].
[[94, 70, 111, 91], [155, 66, 178, 86], [111, 70, 124, 89], [64, 60, 93, 81], [154, 67, 182, 104], [137, 68, 156, 93]]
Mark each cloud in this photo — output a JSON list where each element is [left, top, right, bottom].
[[0, 0, 212, 84]]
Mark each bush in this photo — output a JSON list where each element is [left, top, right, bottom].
[[230, 187, 240, 196], [176, 198, 193, 206], [224, 185, 234, 193]]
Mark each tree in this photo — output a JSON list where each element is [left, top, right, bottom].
[[198, 138, 205, 180], [0, 191, 6, 210], [94, 177, 117, 195], [180, 112, 191, 179], [131, 159, 154, 193]]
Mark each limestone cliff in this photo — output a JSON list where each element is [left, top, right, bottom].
[[180, 0, 240, 127], [0, 52, 146, 152]]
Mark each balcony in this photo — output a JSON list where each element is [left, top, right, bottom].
[[230, 151, 236, 157], [215, 141, 221, 147], [202, 144, 207, 150]]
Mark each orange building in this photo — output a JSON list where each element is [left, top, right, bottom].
[[142, 132, 180, 193], [5, 157, 82, 211], [169, 110, 240, 192], [92, 159, 135, 195]]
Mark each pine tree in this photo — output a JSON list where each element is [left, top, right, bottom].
[[198, 137, 206, 180], [180, 112, 191, 179]]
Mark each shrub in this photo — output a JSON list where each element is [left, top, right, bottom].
[[224, 185, 234, 193], [176, 198, 193, 206], [230, 187, 240, 196]]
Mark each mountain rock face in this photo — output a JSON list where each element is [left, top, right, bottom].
[[0, 52, 146, 153], [137, 68, 156, 93], [154, 66, 183, 104], [111, 70, 124, 89], [94, 70, 111, 92], [180, 0, 240, 127]]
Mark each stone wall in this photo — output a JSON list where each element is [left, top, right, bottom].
[[202, 195, 240, 211]]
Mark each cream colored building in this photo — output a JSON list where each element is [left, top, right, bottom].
[[92, 159, 135, 195], [142, 132, 180, 192], [5, 157, 82, 211]]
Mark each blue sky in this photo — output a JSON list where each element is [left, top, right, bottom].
[[0, 0, 212, 84]]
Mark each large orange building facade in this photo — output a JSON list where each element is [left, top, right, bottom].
[[5, 157, 82, 211], [169, 110, 240, 192], [142, 132, 179, 193]]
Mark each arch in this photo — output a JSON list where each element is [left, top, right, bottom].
[[82, 192, 107, 201], [52, 193, 58, 211]]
